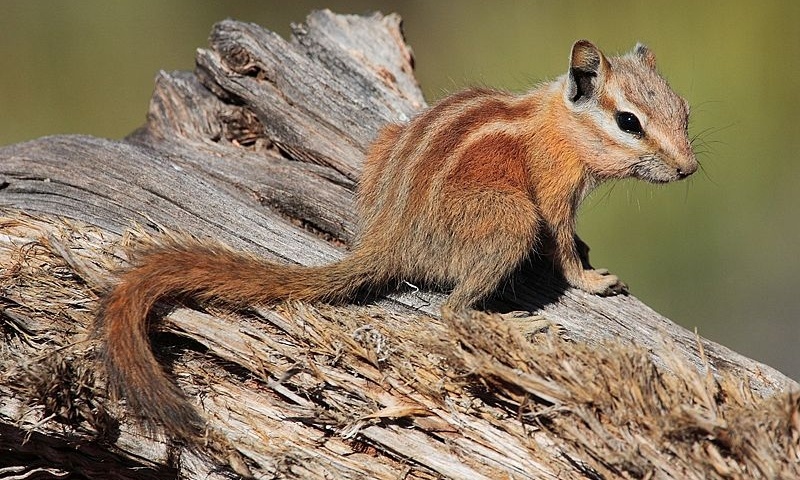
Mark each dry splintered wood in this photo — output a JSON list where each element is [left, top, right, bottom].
[[0, 9, 798, 480]]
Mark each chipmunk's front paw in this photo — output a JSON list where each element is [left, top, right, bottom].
[[572, 268, 628, 296]]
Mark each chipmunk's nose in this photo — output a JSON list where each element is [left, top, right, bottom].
[[676, 155, 698, 179]]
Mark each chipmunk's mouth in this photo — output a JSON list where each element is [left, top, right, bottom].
[[630, 156, 685, 184]]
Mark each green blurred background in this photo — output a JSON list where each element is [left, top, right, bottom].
[[2, 1, 798, 380]]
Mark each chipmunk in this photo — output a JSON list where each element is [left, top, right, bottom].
[[95, 40, 697, 443]]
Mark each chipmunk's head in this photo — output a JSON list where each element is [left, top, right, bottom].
[[563, 40, 697, 183]]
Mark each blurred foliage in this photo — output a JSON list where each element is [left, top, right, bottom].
[[1, 1, 798, 379]]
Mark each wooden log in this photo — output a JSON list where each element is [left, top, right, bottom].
[[0, 10, 797, 479]]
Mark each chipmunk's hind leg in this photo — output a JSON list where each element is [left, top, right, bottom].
[[442, 234, 556, 335], [440, 193, 555, 335], [433, 184, 527, 298], [442, 197, 537, 311], [446, 256, 556, 336]]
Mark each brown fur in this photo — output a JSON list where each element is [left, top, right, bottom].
[[95, 40, 698, 443]]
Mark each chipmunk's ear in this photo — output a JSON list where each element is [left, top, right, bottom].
[[567, 40, 609, 103], [634, 43, 657, 69]]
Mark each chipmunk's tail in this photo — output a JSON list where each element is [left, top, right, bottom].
[[95, 239, 380, 443]]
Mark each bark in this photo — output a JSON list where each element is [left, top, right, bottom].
[[0, 10, 797, 480]]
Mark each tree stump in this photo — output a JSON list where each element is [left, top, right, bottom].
[[0, 10, 797, 480]]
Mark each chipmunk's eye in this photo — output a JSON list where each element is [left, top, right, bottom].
[[616, 111, 643, 136]]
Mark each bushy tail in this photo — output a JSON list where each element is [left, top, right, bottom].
[[94, 239, 377, 442]]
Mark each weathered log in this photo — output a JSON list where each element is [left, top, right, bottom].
[[0, 10, 797, 479]]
